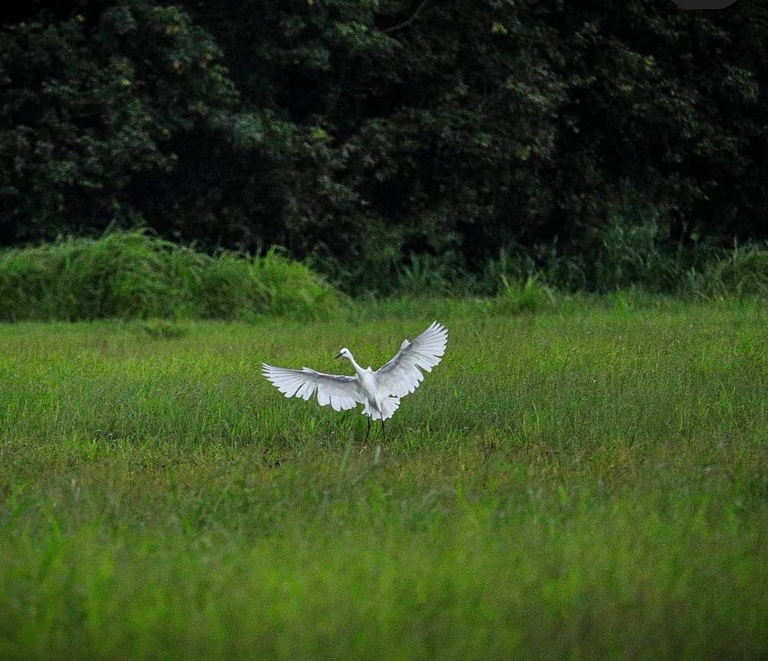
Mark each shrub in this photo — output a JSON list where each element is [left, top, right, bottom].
[[701, 244, 768, 300], [0, 230, 346, 321], [495, 275, 556, 314]]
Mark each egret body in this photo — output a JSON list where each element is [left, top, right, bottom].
[[262, 321, 448, 441]]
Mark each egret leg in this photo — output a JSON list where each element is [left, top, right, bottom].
[[381, 419, 386, 443], [364, 417, 371, 443]]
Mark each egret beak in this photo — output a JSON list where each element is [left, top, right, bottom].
[[335, 351, 343, 360]]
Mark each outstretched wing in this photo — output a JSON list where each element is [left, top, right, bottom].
[[374, 321, 448, 397], [262, 364, 365, 412]]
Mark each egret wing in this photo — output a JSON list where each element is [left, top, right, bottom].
[[374, 321, 448, 397], [262, 364, 365, 411]]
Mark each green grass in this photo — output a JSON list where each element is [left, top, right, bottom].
[[0, 230, 347, 322], [1, 303, 768, 659]]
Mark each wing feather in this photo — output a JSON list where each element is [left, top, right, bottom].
[[374, 321, 448, 397], [261, 364, 364, 411]]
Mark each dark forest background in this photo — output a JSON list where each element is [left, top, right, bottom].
[[1, 0, 767, 293]]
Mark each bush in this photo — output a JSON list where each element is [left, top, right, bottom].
[[495, 275, 556, 314], [0, 230, 346, 322], [700, 244, 768, 300], [252, 247, 347, 321]]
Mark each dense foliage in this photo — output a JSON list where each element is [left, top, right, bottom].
[[1, 0, 767, 291], [1, 230, 766, 323], [0, 230, 346, 321]]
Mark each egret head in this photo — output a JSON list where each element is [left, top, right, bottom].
[[335, 347, 351, 360]]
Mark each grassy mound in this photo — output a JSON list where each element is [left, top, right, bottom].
[[0, 230, 346, 322]]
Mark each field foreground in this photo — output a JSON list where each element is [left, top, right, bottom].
[[1, 303, 767, 659]]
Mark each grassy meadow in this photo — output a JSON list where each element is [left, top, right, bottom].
[[1, 301, 768, 659]]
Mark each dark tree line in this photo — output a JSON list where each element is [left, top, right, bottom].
[[1, 0, 767, 281]]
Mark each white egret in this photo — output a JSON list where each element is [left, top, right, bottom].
[[262, 321, 448, 441]]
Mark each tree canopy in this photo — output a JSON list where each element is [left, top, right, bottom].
[[1, 0, 766, 286]]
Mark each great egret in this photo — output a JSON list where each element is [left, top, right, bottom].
[[262, 321, 448, 441]]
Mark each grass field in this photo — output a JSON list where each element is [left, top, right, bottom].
[[1, 301, 767, 659]]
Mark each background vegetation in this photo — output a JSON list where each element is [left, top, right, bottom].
[[0, 230, 346, 322], [2, 0, 767, 294], [1, 230, 766, 323]]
